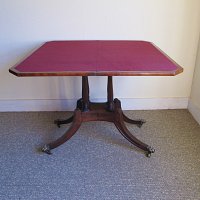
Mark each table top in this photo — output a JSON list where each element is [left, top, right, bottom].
[[9, 40, 183, 76]]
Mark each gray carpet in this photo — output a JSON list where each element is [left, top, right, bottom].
[[0, 109, 200, 200]]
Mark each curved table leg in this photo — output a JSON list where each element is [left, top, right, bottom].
[[123, 114, 146, 128], [54, 98, 84, 128], [54, 116, 74, 128], [42, 109, 82, 154], [114, 99, 155, 157]]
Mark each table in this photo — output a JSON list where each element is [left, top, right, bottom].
[[9, 41, 183, 157]]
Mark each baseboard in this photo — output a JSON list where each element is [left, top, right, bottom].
[[188, 100, 200, 125], [0, 99, 76, 112], [0, 97, 188, 112]]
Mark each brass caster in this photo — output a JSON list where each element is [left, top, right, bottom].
[[146, 146, 155, 158], [54, 120, 61, 128], [41, 144, 52, 155], [136, 119, 146, 128]]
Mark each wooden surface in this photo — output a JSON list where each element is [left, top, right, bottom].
[[9, 40, 183, 77]]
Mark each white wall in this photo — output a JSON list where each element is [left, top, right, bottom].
[[1, 0, 200, 111], [189, 34, 200, 124]]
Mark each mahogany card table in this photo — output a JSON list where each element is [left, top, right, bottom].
[[9, 41, 183, 157]]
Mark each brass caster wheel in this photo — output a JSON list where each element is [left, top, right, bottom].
[[146, 152, 151, 158], [146, 146, 155, 158], [54, 120, 61, 128], [136, 119, 146, 128], [41, 144, 52, 155]]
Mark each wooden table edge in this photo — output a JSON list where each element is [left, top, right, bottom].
[[9, 66, 183, 77]]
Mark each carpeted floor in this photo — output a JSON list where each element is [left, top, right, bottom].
[[0, 109, 200, 200]]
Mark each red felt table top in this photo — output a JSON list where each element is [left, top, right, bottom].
[[9, 41, 183, 76]]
